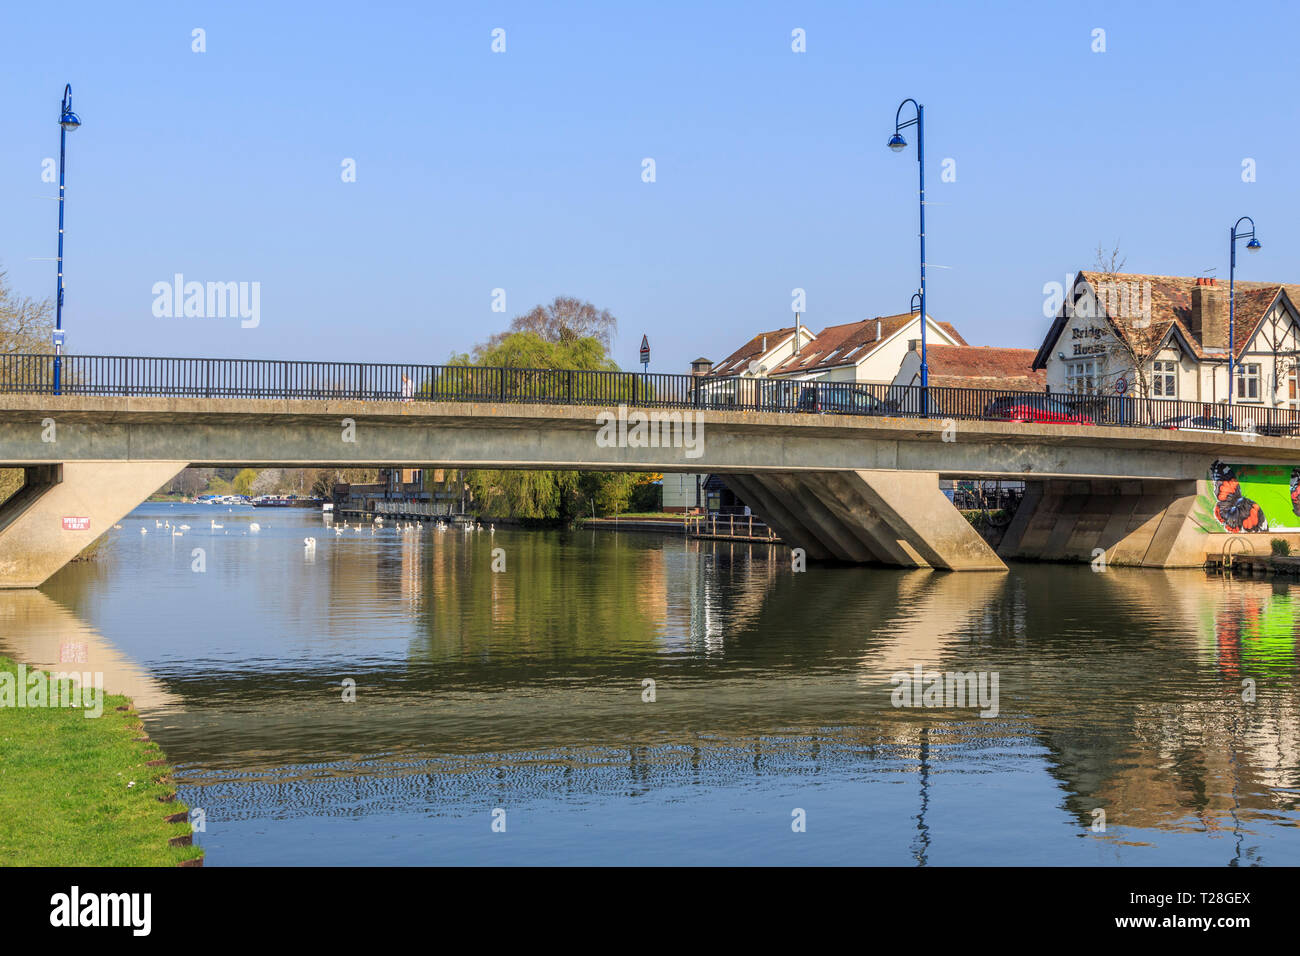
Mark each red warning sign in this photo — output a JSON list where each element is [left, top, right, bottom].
[[62, 516, 90, 531]]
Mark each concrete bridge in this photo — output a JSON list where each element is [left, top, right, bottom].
[[3, 386, 1299, 587]]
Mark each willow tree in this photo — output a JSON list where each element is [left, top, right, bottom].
[[446, 300, 652, 522]]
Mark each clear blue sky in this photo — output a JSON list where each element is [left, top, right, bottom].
[[2, 0, 1297, 371]]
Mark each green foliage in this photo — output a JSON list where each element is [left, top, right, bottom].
[[470, 329, 618, 371], [629, 477, 662, 513], [448, 308, 658, 521], [0, 656, 202, 865], [0, 468, 22, 507], [1271, 538, 1291, 556], [232, 468, 259, 497]]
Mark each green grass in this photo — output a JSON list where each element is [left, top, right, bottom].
[[594, 512, 682, 520], [0, 657, 202, 866]]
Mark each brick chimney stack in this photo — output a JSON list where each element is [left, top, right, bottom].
[[1191, 277, 1227, 349]]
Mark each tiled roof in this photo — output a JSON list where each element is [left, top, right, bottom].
[[1034, 271, 1299, 368], [707, 326, 797, 376], [767, 313, 967, 375], [922, 345, 1046, 391]]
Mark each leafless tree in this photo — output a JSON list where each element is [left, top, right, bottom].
[[0, 268, 54, 355], [169, 468, 214, 497], [483, 296, 617, 353], [1251, 307, 1299, 407], [250, 469, 283, 495], [1085, 244, 1161, 410]]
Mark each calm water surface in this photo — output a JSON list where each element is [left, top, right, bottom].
[[4, 502, 1298, 865]]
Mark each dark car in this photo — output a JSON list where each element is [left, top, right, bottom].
[[1255, 420, 1300, 437], [796, 384, 892, 416], [983, 394, 1094, 425]]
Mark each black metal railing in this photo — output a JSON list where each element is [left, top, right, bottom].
[[2, 353, 1299, 438]]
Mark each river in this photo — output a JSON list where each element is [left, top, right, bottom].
[[2, 501, 1297, 865]]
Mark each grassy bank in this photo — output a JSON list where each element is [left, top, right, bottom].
[[0, 657, 202, 866], [582, 512, 686, 522]]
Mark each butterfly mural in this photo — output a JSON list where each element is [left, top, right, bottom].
[[1211, 460, 1268, 533]]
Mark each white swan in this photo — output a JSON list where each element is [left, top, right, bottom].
[[211, 519, 223, 530], [140, 527, 147, 534], [304, 536, 317, 551], [249, 523, 260, 533]]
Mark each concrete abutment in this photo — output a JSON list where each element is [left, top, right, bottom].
[[722, 470, 1007, 572], [0, 461, 188, 588], [997, 478, 1210, 567]]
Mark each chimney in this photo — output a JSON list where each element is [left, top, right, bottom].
[[794, 314, 802, 355], [761, 334, 767, 352], [690, 357, 713, 377], [876, 318, 882, 339], [908, 338, 920, 352], [1191, 277, 1227, 349]]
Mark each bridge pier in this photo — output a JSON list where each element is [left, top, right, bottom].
[[997, 478, 1207, 567], [0, 461, 188, 588], [723, 470, 1007, 571]]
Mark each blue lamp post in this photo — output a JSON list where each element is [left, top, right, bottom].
[[888, 99, 927, 414], [54, 84, 81, 395], [1228, 216, 1261, 410]]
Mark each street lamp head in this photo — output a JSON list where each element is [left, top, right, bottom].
[[59, 84, 80, 130], [887, 132, 907, 152], [1247, 237, 1261, 252]]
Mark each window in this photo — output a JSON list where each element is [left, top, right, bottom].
[[1237, 364, 1261, 401], [1152, 360, 1177, 398], [1289, 368, 1297, 404], [1066, 360, 1097, 395]]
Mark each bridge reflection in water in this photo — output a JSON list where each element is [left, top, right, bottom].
[[5, 505, 1299, 865]]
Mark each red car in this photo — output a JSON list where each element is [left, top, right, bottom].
[[983, 395, 1094, 425]]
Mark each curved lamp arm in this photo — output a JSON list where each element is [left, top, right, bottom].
[[894, 98, 921, 132]]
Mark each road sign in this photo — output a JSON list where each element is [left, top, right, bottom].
[[639, 334, 650, 367], [1115, 377, 1127, 395]]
